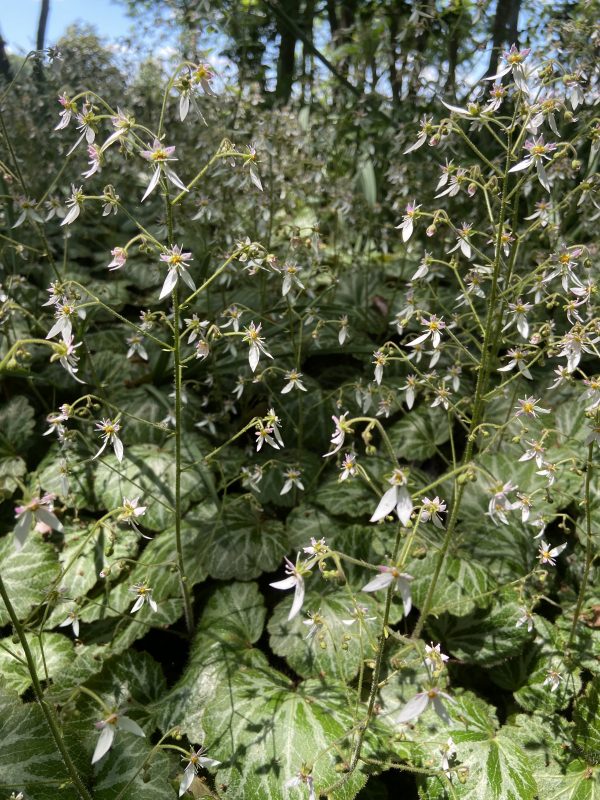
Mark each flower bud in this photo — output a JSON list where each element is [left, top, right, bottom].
[[458, 767, 469, 784], [426, 224, 437, 237]]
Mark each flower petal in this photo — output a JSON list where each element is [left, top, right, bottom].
[[288, 577, 305, 621], [141, 166, 161, 202], [118, 715, 145, 737], [35, 507, 63, 532], [362, 572, 394, 593], [179, 762, 195, 797], [269, 576, 296, 591], [393, 692, 430, 724], [159, 269, 178, 300], [370, 486, 398, 523], [92, 724, 115, 764]]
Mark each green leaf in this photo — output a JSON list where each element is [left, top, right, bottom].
[[0, 395, 35, 454], [538, 761, 600, 800], [387, 407, 450, 462], [0, 632, 74, 694], [93, 442, 205, 531], [409, 551, 494, 617], [196, 580, 266, 643], [203, 668, 367, 799], [268, 587, 380, 680], [37, 447, 98, 507], [86, 649, 167, 707], [200, 497, 288, 579], [0, 455, 27, 500], [416, 701, 537, 800], [0, 687, 88, 799], [153, 582, 267, 739], [112, 386, 170, 445], [92, 734, 177, 799], [493, 618, 582, 713], [314, 473, 375, 518], [0, 535, 60, 625], [574, 677, 600, 756], [427, 599, 531, 666]]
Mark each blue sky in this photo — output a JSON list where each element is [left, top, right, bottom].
[[2, 0, 134, 53]]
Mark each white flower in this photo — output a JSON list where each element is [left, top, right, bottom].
[[107, 246, 127, 271], [498, 347, 532, 380], [396, 200, 421, 243], [50, 334, 84, 383], [503, 299, 533, 339], [285, 771, 316, 800], [82, 143, 102, 179], [58, 610, 80, 638], [14, 493, 63, 550], [126, 333, 148, 361], [46, 300, 77, 341], [242, 321, 273, 372], [516, 608, 535, 632], [406, 315, 445, 349], [362, 567, 413, 616], [420, 496, 446, 528], [341, 604, 376, 627], [338, 315, 349, 345], [92, 710, 145, 764], [270, 556, 312, 621], [281, 262, 304, 296], [240, 465, 263, 491], [159, 245, 195, 299], [130, 582, 158, 613], [400, 375, 418, 409], [12, 195, 43, 228], [447, 223, 473, 259], [509, 135, 557, 191], [179, 747, 221, 797], [118, 497, 147, 535], [281, 370, 307, 393], [543, 669, 562, 692], [280, 468, 304, 495], [487, 480, 518, 525], [370, 468, 413, 525], [323, 412, 351, 457], [392, 686, 453, 725], [61, 184, 84, 226], [303, 537, 327, 557], [440, 737, 456, 777], [221, 305, 243, 332], [55, 93, 76, 130], [184, 314, 209, 344], [424, 642, 449, 672], [93, 417, 124, 462], [538, 540, 567, 566], [303, 611, 324, 641], [515, 396, 550, 418], [101, 107, 134, 151], [519, 439, 546, 468], [372, 350, 388, 385], [255, 423, 280, 451], [486, 44, 531, 92], [403, 115, 433, 154], [140, 138, 187, 201], [340, 452, 358, 481]]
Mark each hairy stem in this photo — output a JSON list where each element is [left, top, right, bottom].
[[0, 574, 93, 800]]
